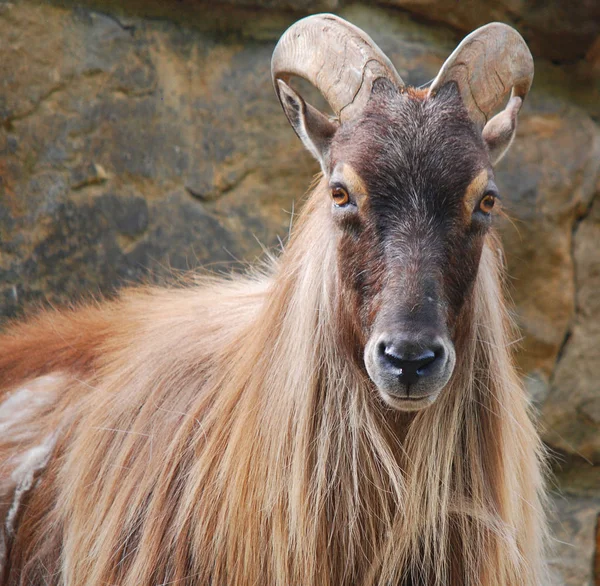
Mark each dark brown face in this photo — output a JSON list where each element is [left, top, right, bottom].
[[327, 80, 498, 410]]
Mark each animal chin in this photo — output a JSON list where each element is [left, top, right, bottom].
[[378, 389, 440, 412], [371, 375, 447, 411]]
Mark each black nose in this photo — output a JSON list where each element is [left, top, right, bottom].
[[378, 338, 445, 386]]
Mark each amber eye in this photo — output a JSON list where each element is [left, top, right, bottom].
[[479, 193, 496, 214], [331, 186, 350, 207]]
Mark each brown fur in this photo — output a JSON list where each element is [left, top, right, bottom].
[[405, 87, 429, 100], [0, 178, 547, 585]]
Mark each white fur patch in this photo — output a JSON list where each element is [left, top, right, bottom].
[[0, 374, 64, 571], [5, 434, 57, 537], [0, 375, 62, 443]]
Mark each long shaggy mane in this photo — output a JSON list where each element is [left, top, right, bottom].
[[0, 181, 547, 585]]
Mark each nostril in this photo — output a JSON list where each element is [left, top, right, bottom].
[[382, 346, 434, 369], [377, 338, 445, 385], [378, 341, 388, 359], [381, 344, 403, 369], [414, 350, 436, 374]]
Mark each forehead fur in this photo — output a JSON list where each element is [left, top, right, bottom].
[[330, 79, 491, 213]]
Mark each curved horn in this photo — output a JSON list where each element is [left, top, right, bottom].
[[272, 13, 404, 123], [428, 23, 533, 130]]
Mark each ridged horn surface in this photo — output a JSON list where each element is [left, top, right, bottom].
[[428, 23, 533, 129], [272, 13, 404, 123]]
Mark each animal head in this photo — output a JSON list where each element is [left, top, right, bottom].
[[272, 15, 533, 411]]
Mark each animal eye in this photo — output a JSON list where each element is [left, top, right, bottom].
[[479, 193, 496, 214], [331, 186, 350, 207]]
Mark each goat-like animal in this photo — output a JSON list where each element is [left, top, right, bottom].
[[0, 15, 547, 586]]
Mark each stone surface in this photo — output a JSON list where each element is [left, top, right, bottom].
[[549, 493, 598, 586], [217, 0, 339, 10], [377, 0, 600, 63], [543, 196, 600, 463], [0, 1, 316, 320], [495, 99, 600, 387], [548, 462, 600, 586]]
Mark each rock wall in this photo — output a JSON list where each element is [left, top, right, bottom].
[[1, 1, 599, 583]]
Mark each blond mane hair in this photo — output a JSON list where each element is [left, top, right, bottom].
[[0, 180, 547, 585]]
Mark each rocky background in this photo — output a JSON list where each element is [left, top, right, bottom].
[[1, 0, 599, 583]]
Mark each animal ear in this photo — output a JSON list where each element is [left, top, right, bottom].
[[482, 95, 522, 165], [276, 79, 338, 174]]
